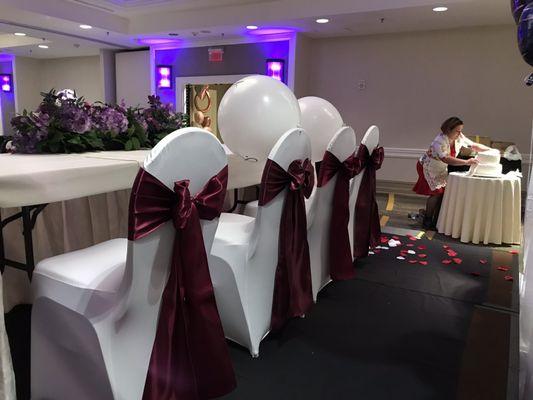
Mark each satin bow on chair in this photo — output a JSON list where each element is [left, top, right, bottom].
[[128, 166, 236, 400], [317, 151, 362, 280], [353, 145, 385, 260], [258, 158, 315, 332]]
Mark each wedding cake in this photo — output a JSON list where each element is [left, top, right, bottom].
[[472, 149, 502, 177]]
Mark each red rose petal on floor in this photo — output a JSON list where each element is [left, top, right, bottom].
[[470, 272, 480, 277], [447, 250, 458, 257], [406, 243, 414, 247], [497, 266, 511, 272], [393, 235, 400, 240], [508, 250, 519, 255], [504, 275, 514, 281], [417, 245, 427, 250], [419, 261, 428, 266], [409, 237, 417, 241], [479, 259, 488, 264], [453, 258, 462, 264], [443, 245, 449, 249], [374, 250, 381, 254], [442, 259, 452, 265], [380, 237, 388, 244], [408, 260, 418, 264], [418, 254, 427, 258]]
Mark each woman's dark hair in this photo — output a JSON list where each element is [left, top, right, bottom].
[[440, 117, 463, 134]]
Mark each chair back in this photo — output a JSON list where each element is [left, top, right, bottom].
[[247, 127, 311, 341], [349, 125, 380, 256], [110, 127, 227, 400], [308, 126, 356, 300]]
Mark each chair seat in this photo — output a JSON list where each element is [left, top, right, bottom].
[[216, 213, 255, 246], [35, 238, 128, 292]]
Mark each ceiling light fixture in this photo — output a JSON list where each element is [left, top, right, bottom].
[[316, 18, 329, 24], [79, 24, 92, 29], [432, 6, 448, 12], [246, 25, 258, 30], [14, 32, 26, 36], [38, 44, 49, 49]]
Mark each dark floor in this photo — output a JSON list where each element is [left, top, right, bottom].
[[5, 191, 519, 400]]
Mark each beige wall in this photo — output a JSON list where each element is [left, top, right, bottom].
[[115, 50, 151, 108], [15, 55, 104, 111], [306, 25, 533, 183]]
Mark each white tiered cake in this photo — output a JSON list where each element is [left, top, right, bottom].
[[472, 149, 502, 177]]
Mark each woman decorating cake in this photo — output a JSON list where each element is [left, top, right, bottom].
[[413, 117, 491, 229]]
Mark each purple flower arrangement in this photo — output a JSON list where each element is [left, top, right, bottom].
[[10, 89, 188, 154]]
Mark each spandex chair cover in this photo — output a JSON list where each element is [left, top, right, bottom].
[[209, 128, 313, 357], [348, 126, 383, 260], [31, 127, 235, 400], [308, 126, 357, 300]]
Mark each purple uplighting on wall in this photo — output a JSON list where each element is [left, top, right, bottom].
[[1, 74, 12, 92], [156, 65, 172, 89], [266, 59, 284, 82]]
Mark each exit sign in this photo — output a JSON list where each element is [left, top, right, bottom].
[[208, 47, 224, 62]]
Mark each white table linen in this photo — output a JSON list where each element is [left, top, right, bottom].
[[1, 150, 264, 311], [437, 172, 521, 245], [0, 150, 264, 207]]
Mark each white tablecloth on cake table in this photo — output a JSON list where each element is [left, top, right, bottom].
[[437, 172, 521, 245]]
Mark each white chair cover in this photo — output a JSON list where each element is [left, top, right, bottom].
[[348, 125, 380, 257], [31, 128, 227, 400], [209, 128, 311, 357], [0, 272, 16, 400], [307, 126, 357, 301]]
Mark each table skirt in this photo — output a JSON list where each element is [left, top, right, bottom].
[[437, 173, 521, 245]]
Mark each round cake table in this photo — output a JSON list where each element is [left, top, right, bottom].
[[437, 172, 521, 245]]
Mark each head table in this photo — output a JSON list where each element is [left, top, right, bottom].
[[0, 150, 264, 309], [437, 171, 522, 245]]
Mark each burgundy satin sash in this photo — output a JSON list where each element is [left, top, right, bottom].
[[128, 166, 236, 400], [258, 158, 314, 331], [317, 151, 362, 280], [353, 145, 385, 259]]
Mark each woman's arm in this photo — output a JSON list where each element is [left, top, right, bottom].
[[441, 156, 479, 166], [470, 143, 490, 152]]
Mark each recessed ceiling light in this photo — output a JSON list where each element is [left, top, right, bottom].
[[38, 44, 49, 49], [433, 7, 448, 12], [14, 32, 26, 36], [79, 24, 92, 29], [168, 33, 179, 36], [316, 18, 329, 24], [246, 25, 258, 30]]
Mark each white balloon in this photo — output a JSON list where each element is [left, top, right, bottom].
[[298, 96, 343, 162], [218, 75, 300, 161]]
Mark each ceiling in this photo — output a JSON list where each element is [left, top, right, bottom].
[[0, 0, 514, 59]]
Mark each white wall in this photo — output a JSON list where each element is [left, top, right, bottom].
[[14, 57, 43, 112], [15, 55, 104, 111], [306, 25, 533, 183], [115, 50, 151, 107]]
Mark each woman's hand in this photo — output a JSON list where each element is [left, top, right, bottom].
[[465, 158, 479, 166]]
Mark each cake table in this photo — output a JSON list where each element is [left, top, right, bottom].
[[437, 172, 521, 245]]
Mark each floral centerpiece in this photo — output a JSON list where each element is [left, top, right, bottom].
[[9, 89, 188, 154]]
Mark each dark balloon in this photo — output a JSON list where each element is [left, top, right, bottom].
[[511, 0, 533, 24], [518, 3, 533, 66]]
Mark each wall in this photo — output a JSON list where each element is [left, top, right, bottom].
[[115, 50, 151, 107], [293, 33, 312, 98], [15, 55, 104, 112], [155, 40, 290, 107], [0, 59, 16, 135], [306, 25, 533, 183], [100, 49, 117, 104]]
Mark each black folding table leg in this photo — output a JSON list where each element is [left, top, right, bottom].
[[0, 211, 4, 274], [21, 206, 36, 279]]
